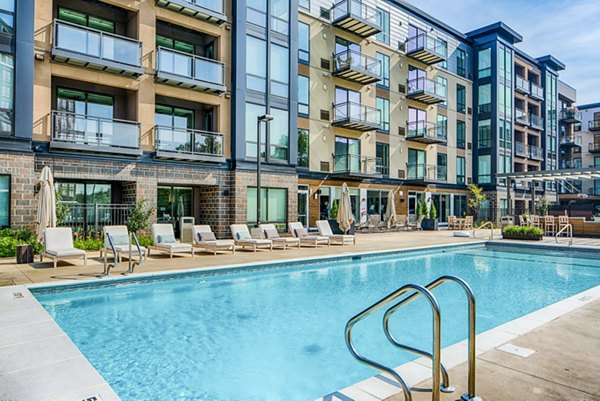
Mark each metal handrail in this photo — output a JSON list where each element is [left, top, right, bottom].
[[473, 221, 495, 240], [555, 223, 573, 246], [128, 232, 144, 273], [156, 46, 225, 86], [345, 284, 441, 401], [102, 233, 119, 277], [383, 276, 481, 401]]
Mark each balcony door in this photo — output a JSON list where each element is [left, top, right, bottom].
[[408, 107, 426, 135], [335, 37, 360, 55], [155, 105, 194, 153], [335, 136, 360, 172], [408, 148, 425, 179], [56, 88, 114, 144], [335, 87, 360, 121]]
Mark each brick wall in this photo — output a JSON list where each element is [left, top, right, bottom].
[[0, 153, 37, 229]]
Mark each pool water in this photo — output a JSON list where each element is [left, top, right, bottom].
[[33, 245, 600, 401]]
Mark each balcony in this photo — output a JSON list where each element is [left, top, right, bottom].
[[406, 120, 447, 144], [589, 143, 600, 153], [561, 161, 580, 169], [589, 120, 600, 132], [530, 145, 544, 161], [331, 0, 381, 39], [156, 47, 226, 93], [515, 109, 529, 126], [51, 20, 143, 77], [530, 82, 544, 101], [515, 75, 530, 95], [405, 33, 447, 65], [332, 154, 382, 179], [51, 111, 141, 156], [515, 141, 529, 157], [559, 108, 582, 124], [332, 102, 381, 131], [155, 126, 225, 163], [406, 77, 446, 105], [406, 163, 447, 182], [332, 49, 382, 85], [559, 135, 581, 149], [530, 114, 545, 130], [155, 0, 227, 24]]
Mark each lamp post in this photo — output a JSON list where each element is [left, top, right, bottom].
[[256, 114, 273, 227]]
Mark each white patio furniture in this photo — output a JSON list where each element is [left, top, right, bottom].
[[288, 222, 330, 247], [41, 227, 86, 269], [192, 225, 235, 255], [259, 224, 301, 250], [316, 220, 355, 245], [230, 224, 273, 252], [150, 224, 194, 258]]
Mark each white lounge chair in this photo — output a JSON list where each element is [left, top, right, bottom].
[[192, 225, 235, 255], [230, 224, 272, 252], [150, 224, 194, 258], [288, 222, 330, 247], [259, 224, 300, 250], [41, 227, 86, 269], [101, 225, 147, 264], [316, 220, 356, 245]]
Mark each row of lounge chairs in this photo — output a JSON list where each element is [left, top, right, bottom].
[[40, 220, 355, 269]]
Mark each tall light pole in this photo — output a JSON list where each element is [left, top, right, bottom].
[[256, 114, 273, 227]]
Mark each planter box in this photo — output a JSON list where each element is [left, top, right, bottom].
[[502, 232, 542, 241], [327, 219, 356, 235], [422, 218, 439, 231]]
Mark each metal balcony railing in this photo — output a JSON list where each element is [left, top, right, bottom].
[[332, 101, 381, 131], [155, 125, 224, 161], [530, 114, 544, 130], [559, 135, 581, 147], [331, 0, 381, 38], [58, 203, 133, 235], [406, 163, 446, 181], [515, 141, 529, 157], [333, 154, 381, 176], [332, 49, 382, 84], [405, 33, 447, 64], [406, 77, 446, 104], [53, 19, 142, 72], [530, 82, 544, 100], [559, 108, 582, 123], [156, 46, 225, 92], [515, 109, 529, 126], [51, 111, 141, 155], [515, 75, 530, 94], [406, 120, 447, 143], [530, 145, 544, 160]]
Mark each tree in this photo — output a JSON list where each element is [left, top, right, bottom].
[[429, 200, 437, 219], [417, 197, 427, 217], [55, 190, 71, 226], [536, 197, 550, 216], [328, 199, 339, 219], [467, 184, 487, 216], [126, 198, 155, 234]]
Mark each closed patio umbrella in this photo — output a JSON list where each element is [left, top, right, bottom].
[[385, 190, 397, 228], [36, 166, 57, 242], [337, 183, 355, 234]]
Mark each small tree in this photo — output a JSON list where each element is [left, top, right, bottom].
[[429, 201, 437, 219], [126, 198, 154, 234], [55, 190, 71, 226], [467, 184, 486, 216], [536, 198, 550, 216], [329, 199, 339, 219], [417, 198, 427, 217]]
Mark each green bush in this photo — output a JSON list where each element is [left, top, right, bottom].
[[502, 225, 543, 236], [136, 235, 153, 248], [0, 228, 44, 257], [126, 198, 155, 234], [73, 237, 104, 251], [429, 201, 437, 219]]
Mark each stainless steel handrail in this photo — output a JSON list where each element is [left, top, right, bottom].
[[128, 232, 144, 274], [383, 276, 481, 401], [473, 221, 495, 240], [555, 223, 573, 246], [102, 233, 119, 277], [345, 284, 441, 401]]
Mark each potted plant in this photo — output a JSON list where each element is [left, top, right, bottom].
[[422, 199, 439, 231], [502, 225, 543, 241]]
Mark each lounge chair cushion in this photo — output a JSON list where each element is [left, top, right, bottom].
[[236, 231, 252, 240], [45, 248, 86, 257], [263, 228, 279, 239], [157, 234, 176, 244], [155, 243, 192, 251], [110, 235, 129, 246], [294, 228, 308, 239], [113, 245, 147, 254], [197, 232, 216, 242]]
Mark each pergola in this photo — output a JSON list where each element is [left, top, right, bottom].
[[496, 167, 600, 216]]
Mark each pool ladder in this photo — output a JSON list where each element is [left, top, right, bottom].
[[345, 275, 483, 401], [102, 232, 144, 276]]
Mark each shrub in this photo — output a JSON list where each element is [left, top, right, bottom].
[[136, 235, 153, 248], [0, 228, 43, 257], [502, 225, 543, 236], [329, 199, 339, 219], [126, 198, 155, 234], [73, 237, 104, 251], [429, 201, 437, 219]]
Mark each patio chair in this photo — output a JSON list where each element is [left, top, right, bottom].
[[529, 215, 541, 228], [41, 227, 87, 269], [448, 216, 457, 230], [544, 216, 556, 236], [259, 224, 301, 250], [518, 215, 527, 226], [150, 224, 194, 258], [407, 215, 424, 231], [396, 215, 408, 231], [192, 225, 235, 255], [316, 220, 355, 245], [558, 215, 570, 235], [463, 216, 474, 230], [230, 224, 273, 252], [288, 222, 330, 247], [102, 225, 147, 265], [367, 214, 384, 232]]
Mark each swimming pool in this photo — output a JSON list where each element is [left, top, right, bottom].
[[33, 244, 600, 401]]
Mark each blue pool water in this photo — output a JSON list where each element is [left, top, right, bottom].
[[33, 244, 600, 401]]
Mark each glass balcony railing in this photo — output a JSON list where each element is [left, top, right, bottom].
[[530, 82, 544, 100], [515, 141, 529, 157], [332, 101, 381, 131], [530, 114, 544, 130], [559, 108, 582, 123], [51, 111, 141, 154], [406, 163, 446, 181], [332, 49, 382, 84], [405, 33, 447, 64], [331, 0, 381, 38], [333, 154, 381, 176], [406, 120, 446, 143], [156, 46, 225, 91], [515, 75, 530, 94], [53, 19, 142, 71], [155, 126, 224, 160], [515, 109, 529, 126], [406, 77, 447, 104], [530, 145, 544, 160]]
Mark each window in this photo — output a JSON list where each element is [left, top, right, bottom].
[[269, 108, 289, 161], [0, 0, 14, 35], [376, 97, 389, 132], [478, 119, 491, 148], [367, 190, 389, 220], [247, 0, 266, 26], [478, 155, 491, 184], [298, 129, 309, 168], [58, 8, 115, 33], [298, 22, 310, 64], [456, 84, 466, 113], [478, 83, 491, 113], [299, 0, 309, 11], [270, 0, 290, 35], [456, 156, 466, 184], [454, 194, 467, 216], [0, 175, 9, 228], [437, 115, 447, 138], [247, 188, 288, 225], [298, 75, 309, 116], [376, 52, 389, 88], [436, 76, 447, 106], [376, 142, 389, 176], [270, 43, 289, 98], [408, 148, 425, 179], [246, 36, 266, 92], [478, 48, 491, 78], [595, 156, 600, 167], [155, 105, 194, 128], [376, 9, 390, 44], [246, 103, 266, 158], [156, 35, 194, 54], [437, 153, 447, 181], [456, 120, 466, 149], [437, 38, 448, 69], [457, 48, 466, 78], [56, 88, 113, 118], [156, 186, 193, 227], [0, 53, 14, 134], [335, 86, 360, 107], [334, 136, 360, 172]]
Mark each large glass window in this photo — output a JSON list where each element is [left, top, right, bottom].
[[155, 105, 194, 129], [376, 142, 389, 176], [437, 76, 448, 106], [437, 38, 448, 69], [456, 48, 466, 78], [269, 108, 289, 161], [478, 48, 491, 78], [437, 153, 447, 181], [334, 136, 360, 172], [408, 148, 425, 179], [270, 44, 289, 98], [56, 88, 113, 118], [376, 97, 389, 132], [270, 0, 289, 35], [298, 75, 309, 116], [247, 187, 288, 225], [376, 52, 389, 88], [58, 8, 115, 33], [56, 182, 112, 205], [298, 22, 310, 64], [367, 190, 389, 220], [246, 36, 267, 92], [247, 0, 267, 27], [456, 120, 466, 149], [0, 0, 14, 35], [156, 186, 193, 228], [0, 175, 9, 228], [376, 9, 390, 44], [156, 35, 194, 54], [457, 156, 466, 184], [478, 119, 491, 148], [456, 84, 466, 113], [298, 129, 309, 168], [0, 53, 14, 134], [478, 84, 491, 113], [299, 0, 309, 10], [245, 103, 266, 158], [478, 155, 491, 184]]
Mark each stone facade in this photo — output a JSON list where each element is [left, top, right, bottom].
[[0, 153, 37, 229]]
